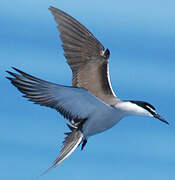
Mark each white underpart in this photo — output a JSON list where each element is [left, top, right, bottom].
[[114, 102, 153, 117]]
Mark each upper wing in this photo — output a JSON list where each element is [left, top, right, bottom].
[[6, 68, 108, 126], [49, 6, 119, 105]]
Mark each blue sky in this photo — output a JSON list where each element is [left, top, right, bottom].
[[1, 0, 175, 179]]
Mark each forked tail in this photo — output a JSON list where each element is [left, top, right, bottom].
[[41, 130, 83, 175]]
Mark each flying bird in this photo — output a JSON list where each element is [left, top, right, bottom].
[[6, 6, 168, 173]]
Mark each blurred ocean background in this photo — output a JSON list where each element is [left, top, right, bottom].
[[1, 0, 175, 179]]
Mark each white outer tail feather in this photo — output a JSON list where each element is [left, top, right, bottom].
[[41, 130, 83, 176]]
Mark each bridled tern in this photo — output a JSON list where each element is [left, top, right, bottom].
[[6, 6, 168, 173]]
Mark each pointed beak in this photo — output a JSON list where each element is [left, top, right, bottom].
[[154, 114, 169, 125]]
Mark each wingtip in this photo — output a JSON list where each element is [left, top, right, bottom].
[[6, 70, 17, 79], [48, 6, 66, 15], [48, 5, 53, 10], [6, 69, 21, 79], [6, 76, 13, 81], [12, 66, 18, 71], [49, 6, 57, 12], [11, 67, 24, 74], [6, 67, 22, 75], [6, 70, 12, 75]]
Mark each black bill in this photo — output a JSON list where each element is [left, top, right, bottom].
[[154, 114, 169, 125]]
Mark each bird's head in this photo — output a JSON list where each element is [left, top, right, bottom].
[[129, 100, 169, 125], [115, 100, 168, 125]]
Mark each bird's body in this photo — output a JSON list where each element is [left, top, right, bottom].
[[82, 104, 122, 138], [6, 6, 168, 173]]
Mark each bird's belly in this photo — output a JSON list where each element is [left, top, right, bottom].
[[82, 109, 123, 138]]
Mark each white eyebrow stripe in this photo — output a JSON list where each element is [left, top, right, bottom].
[[146, 105, 156, 113]]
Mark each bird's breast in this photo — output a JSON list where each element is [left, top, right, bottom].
[[82, 107, 124, 138]]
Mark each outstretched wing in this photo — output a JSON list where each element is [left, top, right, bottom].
[[6, 68, 107, 126], [49, 6, 119, 105]]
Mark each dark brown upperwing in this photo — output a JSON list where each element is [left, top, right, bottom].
[[49, 6, 119, 105]]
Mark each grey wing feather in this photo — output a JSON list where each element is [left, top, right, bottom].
[[49, 6, 119, 105], [49, 6, 105, 65], [42, 130, 83, 175], [6, 68, 102, 125]]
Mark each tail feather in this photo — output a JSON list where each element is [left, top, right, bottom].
[[41, 130, 83, 175]]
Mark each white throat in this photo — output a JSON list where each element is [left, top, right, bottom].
[[114, 101, 153, 117]]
